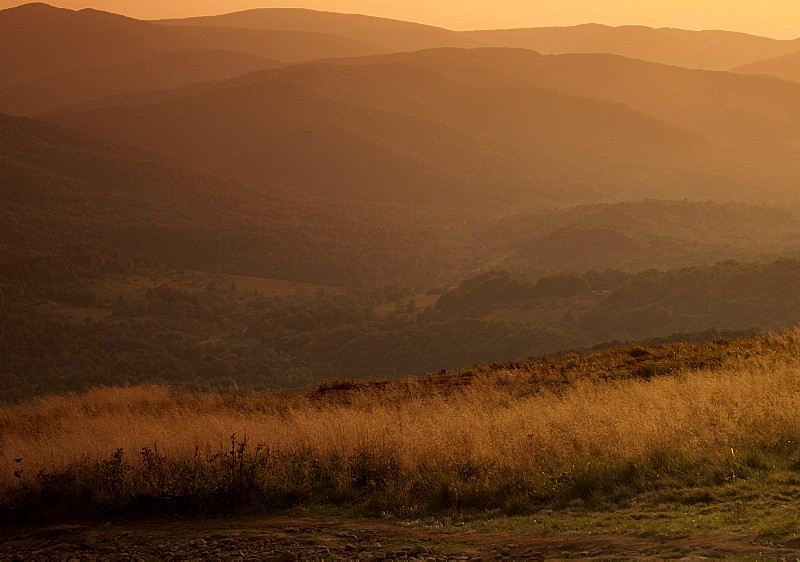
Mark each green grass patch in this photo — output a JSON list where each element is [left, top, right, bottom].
[[6, 442, 800, 537]]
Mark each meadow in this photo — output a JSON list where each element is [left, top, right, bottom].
[[4, 330, 800, 529]]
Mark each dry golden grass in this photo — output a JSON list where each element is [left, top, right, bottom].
[[4, 330, 800, 486]]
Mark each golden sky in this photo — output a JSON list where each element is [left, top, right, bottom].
[[3, 0, 800, 38]]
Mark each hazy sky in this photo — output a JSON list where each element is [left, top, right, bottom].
[[4, 0, 800, 38]]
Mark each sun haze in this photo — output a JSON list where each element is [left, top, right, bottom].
[[1, 0, 799, 38]]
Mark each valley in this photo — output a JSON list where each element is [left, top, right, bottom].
[[3, 1, 800, 555]]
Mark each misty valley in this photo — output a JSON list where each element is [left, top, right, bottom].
[[4, 2, 800, 556]]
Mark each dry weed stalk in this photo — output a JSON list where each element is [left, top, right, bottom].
[[3, 339, 800, 484]]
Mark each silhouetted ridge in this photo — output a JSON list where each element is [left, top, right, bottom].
[[464, 24, 800, 70], [0, 3, 291, 115], [157, 7, 483, 52]]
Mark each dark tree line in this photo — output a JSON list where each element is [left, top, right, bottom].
[[3, 259, 800, 402]]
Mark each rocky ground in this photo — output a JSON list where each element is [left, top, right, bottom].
[[1, 516, 799, 560]]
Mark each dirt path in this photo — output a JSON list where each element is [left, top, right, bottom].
[[1, 516, 798, 560]]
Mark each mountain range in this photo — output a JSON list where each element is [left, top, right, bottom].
[[4, 4, 800, 114], [6, 2, 800, 395], [3, 2, 800, 281], [465, 24, 800, 71], [4, 109, 797, 289], [44, 47, 800, 210]]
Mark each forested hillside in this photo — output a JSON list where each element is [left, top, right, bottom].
[[7, 258, 800, 401], [48, 48, 800, 211], [4, 4, 800, 405], [0, 113, 486, 288]]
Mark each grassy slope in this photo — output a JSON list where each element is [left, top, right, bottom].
[[4, 329, 800, 540]]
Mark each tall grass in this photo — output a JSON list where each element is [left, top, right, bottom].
[[3, 331, 800, 521]]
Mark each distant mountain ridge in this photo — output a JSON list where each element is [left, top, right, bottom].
[[0, 3, 485, 115], [331, 48, 800, 152], [464, 24, 800, 70], [41, 55, 706, 208], [732, 51, 800, 84], [0, 3, 287, 115], [46, 47, 800, 211], [6, 3, 800, 117], [157, 7, 483, 53], [6, 4, 800, 251], [0, 3, 187, 85], [158, 9, 800, 72]]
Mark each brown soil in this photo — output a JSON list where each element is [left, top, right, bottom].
[[0, 516, 797, 560]]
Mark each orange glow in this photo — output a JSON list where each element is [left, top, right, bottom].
[[1, 0, 799, 39]]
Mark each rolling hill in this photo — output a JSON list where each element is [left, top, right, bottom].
[[0, 3, 424, 116], [47, 48, 800, 210], [0, 4, 284, 115], [0, 3, 487, 116], [159, 10, 800, 72], [5, 109, 796, 288], [6, 112, 800, 399], [731, 51, 800, 84], [0, 112, 486, 287], [0, 3, 188, 86], [13, 10, 800, 543], [0, 3, 432, 82], [489, 200, 800, 273], [158, 25, 387, 63], [156, 8, 483, 53], [332, 48, 800, 152], [464, 24, 800, 70], [43, 62, 710, 208], [0, 49, 280, 116], [8, 3, 800, 401]]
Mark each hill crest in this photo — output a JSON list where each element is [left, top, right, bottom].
[[464, 23, 800, 70]]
